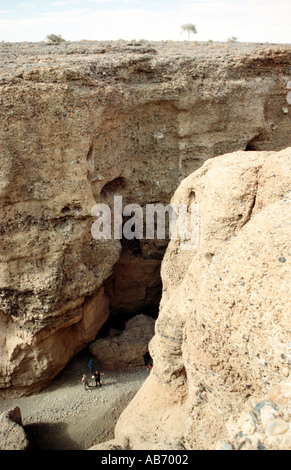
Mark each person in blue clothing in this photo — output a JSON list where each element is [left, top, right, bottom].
[[88, 358, 95, 374]]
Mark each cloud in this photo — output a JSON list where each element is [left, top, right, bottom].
[[86, 0, 142, 4], [51, 2, 76, 5], [17, 2, 37, 8], [51, 0, 81, 5], [0, 8, 92, 26]]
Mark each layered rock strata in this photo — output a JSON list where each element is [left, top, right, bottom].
[[1, 41, 291, 395]]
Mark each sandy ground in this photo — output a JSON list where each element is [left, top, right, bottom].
[[0, 348, 149, 450]]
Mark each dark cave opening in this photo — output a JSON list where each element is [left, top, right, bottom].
[[101, 230, 163, 322], [245, 142, 258, 151], [143, 351, 153, 367], [100, 176, 126, 199], [245, 135, 263, 151]]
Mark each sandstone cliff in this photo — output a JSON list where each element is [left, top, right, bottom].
[[1, 41, 291, 396], [97, 147, 291, 450]]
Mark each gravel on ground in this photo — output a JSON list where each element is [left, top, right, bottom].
[[0, 348, 149, 450]]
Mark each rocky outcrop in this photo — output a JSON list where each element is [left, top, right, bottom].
[[1, 41, 291, 396], [100, 147, 291, 450], [89, 314, 155, 370], [0, 286, 110, 396], [0, 406, 29, 450]]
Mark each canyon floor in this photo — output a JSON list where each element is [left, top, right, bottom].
[[0, 349, 149, 450]]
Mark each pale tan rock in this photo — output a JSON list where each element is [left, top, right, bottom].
[[218, 378, 291, 450], [105, 147, 291, 450], [0, 406, 29, 450], [114, 373, 188, 450], [0, 286, 110, 397], [267, 378, 291, 406], [266, 419, 289, 436]]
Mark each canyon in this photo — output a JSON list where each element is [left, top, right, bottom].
[[0, 40, 290, 450]]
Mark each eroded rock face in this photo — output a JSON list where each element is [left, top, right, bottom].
[[1, 41, 291, 396], [0, 287, 110, 396], [104, 147, 291, 450]]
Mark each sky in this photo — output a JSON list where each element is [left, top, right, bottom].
[[0, 0, 290, 43]]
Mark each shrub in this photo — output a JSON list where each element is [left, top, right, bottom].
[[46, 34, 66, 44]]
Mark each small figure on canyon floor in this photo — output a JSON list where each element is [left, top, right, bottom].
[[88, 358, 95, 374], [93, 370, 104, 387], [81, 374, 90, 391], [147, 363, 153, 372]]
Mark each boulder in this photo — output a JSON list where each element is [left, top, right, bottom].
[[89, 314, 155, 370], [0, 407, 29, 450]]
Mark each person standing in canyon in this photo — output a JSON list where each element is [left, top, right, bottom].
[[88, 358, 95, 375], [81, 374, 90, 391], [93, 370, 104, 387]]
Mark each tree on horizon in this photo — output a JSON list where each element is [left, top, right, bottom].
[[180, 23, 197, 41]]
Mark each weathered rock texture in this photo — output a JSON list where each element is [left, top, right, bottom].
[[101, 147, 291, 450], [1, 41, 291, 396], [0, 406, 29, 450], [215, 378, 291, 450], [89, 314, 155, 370]]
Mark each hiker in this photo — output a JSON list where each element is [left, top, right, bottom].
[[88, 358, 95, 374], [81, 374, 90, 390], [93, 370, 104, 387], [147, 363, 153, 371]]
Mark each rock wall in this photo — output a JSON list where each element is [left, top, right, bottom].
[[102, 147, 291, 450], [1, 41, 291, 396]]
